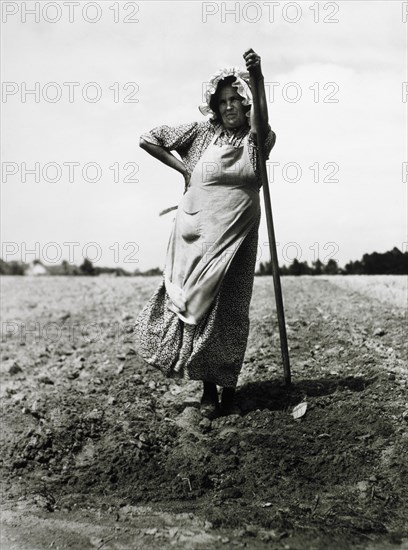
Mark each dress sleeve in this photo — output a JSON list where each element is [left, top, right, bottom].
[[264, 125, 277, 159], [248, 124, 276, 160], [140, 122, 200, 154], [248, 125, 277, 188]]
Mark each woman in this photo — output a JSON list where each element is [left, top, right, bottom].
[[134, 49, 276, 418]]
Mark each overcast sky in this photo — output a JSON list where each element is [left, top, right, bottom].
[[1, 0, 407, 271]]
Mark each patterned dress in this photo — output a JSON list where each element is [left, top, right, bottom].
[[134, 118, 276, 388]]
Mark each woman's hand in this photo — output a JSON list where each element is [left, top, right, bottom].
[[243, 48, 262, 79], [183, 169, 191, 192], [243, 48, 269, 138], [140, 138, 190, 189]]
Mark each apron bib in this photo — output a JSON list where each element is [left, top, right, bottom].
[[164, 128, 260, 325]]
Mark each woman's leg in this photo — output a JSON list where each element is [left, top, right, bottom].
[[221, 387, 235, 407], [200, 381, 219, 419], [184, 216, 261, 388], [221, 387, 241, 415], [201, 381, 218, 403]]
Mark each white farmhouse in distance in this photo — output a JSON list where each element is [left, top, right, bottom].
[[26, 261, 48, 276]]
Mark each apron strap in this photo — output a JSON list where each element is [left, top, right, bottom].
[[210, 126, 222, 146]]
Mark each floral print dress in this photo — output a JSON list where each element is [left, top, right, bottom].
[[134, 118, 276, 388]]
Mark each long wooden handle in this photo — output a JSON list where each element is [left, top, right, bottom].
[[249, 70, 292, 387]]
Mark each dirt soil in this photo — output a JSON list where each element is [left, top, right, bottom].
[[1, 275, 407, 550]]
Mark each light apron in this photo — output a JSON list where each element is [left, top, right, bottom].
[[164, 128, 260, 325]]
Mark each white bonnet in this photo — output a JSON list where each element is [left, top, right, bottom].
[[199, 66, 252, 119]]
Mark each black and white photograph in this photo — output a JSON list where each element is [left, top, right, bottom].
[[1, 1, 407, 548]]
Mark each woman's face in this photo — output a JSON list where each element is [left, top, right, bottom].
[[217, 85, 248, 130]]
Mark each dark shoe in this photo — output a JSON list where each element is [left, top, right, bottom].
[[199, 399, 220, 420], [221, 387, 241, 416], [221, 403, 241, 416], [200, 382, 220, 420]]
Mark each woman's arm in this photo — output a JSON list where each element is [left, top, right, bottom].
[[139, 122, 200, 188], [139, 138, 188, 179], [243, 49, 269, 139]]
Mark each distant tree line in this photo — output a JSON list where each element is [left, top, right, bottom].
[[0, 257, 163, 277], [257, 247, 408, 276], [1, 247, 407, 276], [343, 247, 408, 275], [258, 258, 336, 276], [0, 260, 27, 276]]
